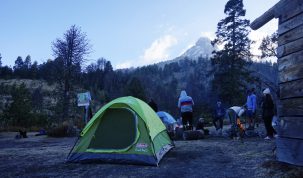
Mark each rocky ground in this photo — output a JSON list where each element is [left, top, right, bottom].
[[0, 130, 302, 178]]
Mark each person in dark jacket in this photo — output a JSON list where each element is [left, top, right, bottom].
[[262, 88, 277, 140], [196, 118, 209, 135], [148, 99, 158, 112]]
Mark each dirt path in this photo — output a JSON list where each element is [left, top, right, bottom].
[[0, 132, 302, 178]]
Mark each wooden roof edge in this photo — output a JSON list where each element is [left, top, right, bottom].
[[250, 0, 287, 30]]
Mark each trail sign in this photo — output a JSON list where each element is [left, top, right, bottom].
[[77, 92, 91, 106]]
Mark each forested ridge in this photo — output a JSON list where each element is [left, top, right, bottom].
[[0, 53, 277, 129]]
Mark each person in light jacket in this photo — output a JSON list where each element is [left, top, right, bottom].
[[246, 88, 257, 130], [178, 90, 194, 130]]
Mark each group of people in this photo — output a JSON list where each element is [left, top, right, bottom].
[[177, 88, 277, 140]]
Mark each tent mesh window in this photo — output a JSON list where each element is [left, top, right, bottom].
[[88, 108, 137, 150]]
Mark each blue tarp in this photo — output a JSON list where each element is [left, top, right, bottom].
[[156, 111, 176, 125]]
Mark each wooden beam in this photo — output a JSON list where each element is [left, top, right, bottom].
[[278, 50, 303, 72], [278, 98, 303, 117], [250, 6, 276, 30], [276, 137, 303, 166], [279, 62, 303, 83], [279, 0, 303, 24], [278, 12, 303, 35], [278, 24, 303, 46], [279, 117, 303, 139], [250, 0, 297, 30], [277, 38, 303, 58]]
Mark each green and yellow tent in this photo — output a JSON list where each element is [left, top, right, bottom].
[[67, 96, 173, 166]]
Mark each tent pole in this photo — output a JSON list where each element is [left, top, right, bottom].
[[65, 136, 80, 162]]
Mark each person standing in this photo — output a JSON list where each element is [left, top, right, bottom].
[[178, 90, 194, 130], [148, 98, 158, 112], [251, 88, 257, 124], [262, 88, 277, 140], [246, 89, 257, 129], [213, 101, 225, 134]]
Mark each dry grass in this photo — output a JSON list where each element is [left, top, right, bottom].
[[0, 79, 56, 91]]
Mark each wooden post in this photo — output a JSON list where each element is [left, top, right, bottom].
[[251, 0, 303, 166]]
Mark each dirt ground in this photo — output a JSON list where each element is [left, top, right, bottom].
[[0, 129, 303, 178]]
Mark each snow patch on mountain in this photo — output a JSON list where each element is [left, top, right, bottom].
[[180, 37, 215, 60]]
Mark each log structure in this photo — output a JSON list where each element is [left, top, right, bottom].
[[251, 0, 303, 166]]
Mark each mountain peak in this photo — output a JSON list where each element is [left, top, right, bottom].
[[196, 37, 211, 46], [180, 37, 215, 60]]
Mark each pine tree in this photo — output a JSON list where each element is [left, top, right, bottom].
[[0, 53, 2, 67], [52, 25, 91, 121], [13, 56, 24, 77], [104, 61, 113, 73], [4, 83, 32, 127], [24, 55, 32, 78], [211, 0, 252, 105], [259, 32, 278, 58], [24, 55, 32, 69], [125, 77, 146, 101], [30, 61, 39, 79]]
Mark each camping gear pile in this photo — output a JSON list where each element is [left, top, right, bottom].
[[15, 129, 27, 139], [156, 111, 205, 140], [225, 107, 260, 139], [182, 130, 204, 140]]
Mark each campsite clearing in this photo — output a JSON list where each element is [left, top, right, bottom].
[[0, 132, 302, 178]]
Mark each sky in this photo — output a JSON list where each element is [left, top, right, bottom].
[[0, 0, 279, 69]]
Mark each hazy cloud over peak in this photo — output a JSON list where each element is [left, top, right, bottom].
[[141, 35, 178, 65]]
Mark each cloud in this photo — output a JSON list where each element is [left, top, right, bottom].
[[200, 31, 215, 40], [140, 35, 178, 65], [200, 31, 225, 50], [249, 19, 278, 62], [249, 30, 267, 58], [115, 35, 178, 69], [115, 61, 133, 69]]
